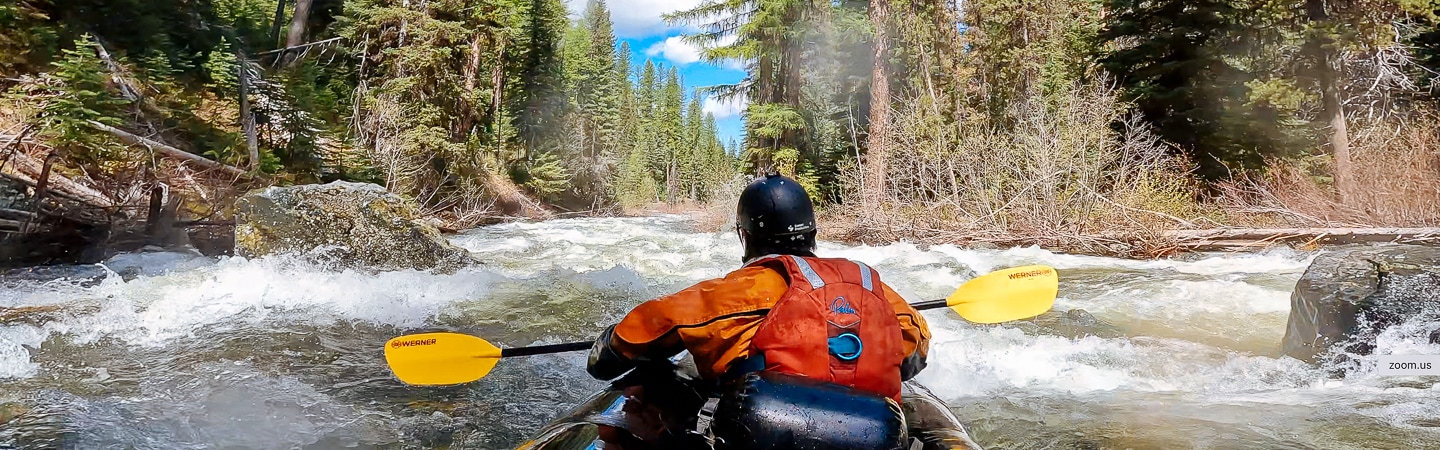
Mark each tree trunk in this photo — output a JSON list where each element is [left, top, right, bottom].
[[488, 39, 507, 145], [271, 0, 288, 48], [237, 51, 260, 169], [458, 31, 483, 139], [1319, 53, 1354, 203], [1307, 0, 1354, 204], [863, 0, 891, 214], [283, 0, 314, 66], [25, 152, 58, 233]]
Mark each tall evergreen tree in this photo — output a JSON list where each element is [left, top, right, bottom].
[[583, 0, 621, 156], [515, 0, 570, 158]]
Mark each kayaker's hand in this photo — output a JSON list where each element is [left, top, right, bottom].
[[900, 352, 927, 381], [588, 325, 637, 380]]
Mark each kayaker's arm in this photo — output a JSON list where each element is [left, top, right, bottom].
[[587, 267, 783, 380], [882, 284, 932, 381]]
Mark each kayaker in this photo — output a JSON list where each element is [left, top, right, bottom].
[[585, 173, 931, 401]]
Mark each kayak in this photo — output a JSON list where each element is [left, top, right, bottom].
[[515, 360, 985, 450]]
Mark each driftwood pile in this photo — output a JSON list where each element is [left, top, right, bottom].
[[1, 121, 258, 266], [1165, 228, 1440, 252]]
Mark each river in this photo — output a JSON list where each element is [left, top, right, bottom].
[[2, 215, 1438, 449]]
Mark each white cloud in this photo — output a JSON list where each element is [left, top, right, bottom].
[[703, 94, 748, 119], [646, 33, 747, 69], [720, 58, 748, 71], [566, 0, 705, 38], [646, 36, 703, 65]]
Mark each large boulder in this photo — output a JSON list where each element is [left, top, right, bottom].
[[235, 181, 480, 272], [1281, 245, 1440, 364]]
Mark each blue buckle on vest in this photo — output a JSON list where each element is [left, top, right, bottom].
[[828, 333, 863, 361]]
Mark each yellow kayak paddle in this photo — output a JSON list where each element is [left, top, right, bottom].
[[384, 264, 1058, 386]]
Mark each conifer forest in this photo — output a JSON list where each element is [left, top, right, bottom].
[[2, 0, 1439, 256]]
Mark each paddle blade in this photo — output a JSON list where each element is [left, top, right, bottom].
[[384, 332, 502, 386], [948, 265, 1059, 324]]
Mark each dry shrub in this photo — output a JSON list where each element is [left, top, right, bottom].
[[833, 83, 1209, 255], [1214, 112, 1440, 228]]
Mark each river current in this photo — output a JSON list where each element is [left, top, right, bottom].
[[2, 215, 1438, 449]]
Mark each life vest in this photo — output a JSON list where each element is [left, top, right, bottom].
[[742, 255, 906, 400]]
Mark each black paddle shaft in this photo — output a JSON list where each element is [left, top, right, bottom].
[[495, 298, 948, 358], [910, 299, 948, 311], [501, 341, 592, 357]]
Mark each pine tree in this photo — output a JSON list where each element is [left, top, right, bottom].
[[667, 0, 814, 172], [583, 0, 621, 156], [683, 95, 705, 199], [515, 0, 570, 158], [40, 35, 128, 167]]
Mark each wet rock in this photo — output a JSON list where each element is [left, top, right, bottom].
[[1281, 245, 1440, 364], [398, 411, 457, 447], [235, 181, 480, 272], [1011, 308, 1124, 339], [0, 403, 26, 426], [1, 264, 110, 287], [0, 305, 104, 327]]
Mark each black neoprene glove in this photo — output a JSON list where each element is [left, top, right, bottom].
[[900, 351, 927, 381], [586, 325, 637, 380]]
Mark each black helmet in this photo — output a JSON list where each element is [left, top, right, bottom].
[[736, 174, 816, 238]]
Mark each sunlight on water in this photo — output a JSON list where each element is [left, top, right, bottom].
[[2, 215, 1438, 449]]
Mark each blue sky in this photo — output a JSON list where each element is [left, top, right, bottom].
[[566, 0, 748, 146]]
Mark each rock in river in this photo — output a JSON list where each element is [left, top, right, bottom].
[[235, 181, 480, 272], [1281, 245, 1440, 364]]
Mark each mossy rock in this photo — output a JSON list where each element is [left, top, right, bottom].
[[235, 181, 480, 272]]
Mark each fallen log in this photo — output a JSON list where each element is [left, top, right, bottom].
[[0, 208, 38, 220], [86, 121, 255, 179], [1167, 227, 1440, 251], [0, 151, 115, 207]]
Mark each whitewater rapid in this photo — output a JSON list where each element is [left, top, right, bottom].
[[1, 215, 1437, 449]]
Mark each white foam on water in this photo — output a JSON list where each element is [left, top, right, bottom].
[[99, 251, 214, 277], [453, 215, 741, 284], [916, 314, 1323, 399], [0, 326, 43, 378], [17, 256, 510, 350]]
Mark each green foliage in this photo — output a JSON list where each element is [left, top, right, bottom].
[[35, 36, 128, 166], [1098, 0, 1440, 179], [204, 40, 240, 92], [0, 1, 60, 74], [746, 103, 805, 140], [515, 151, 572, 199]]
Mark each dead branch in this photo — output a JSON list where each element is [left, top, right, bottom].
[[86, 121, 257, 179], [90, 37, 142, 102], [254, 37, 343, 56]]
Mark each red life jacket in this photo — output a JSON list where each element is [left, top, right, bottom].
[[745, 255, 905, 400]]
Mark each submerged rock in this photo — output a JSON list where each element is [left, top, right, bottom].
[[235, 181, 480, 272], [398, 411, 457, 447], [1281, 245, 1440, 364], [1011, 308, 1124, 340]]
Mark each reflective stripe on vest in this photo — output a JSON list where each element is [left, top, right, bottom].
[[856, 261, 873, 291], [789, 255, 825, 289]]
